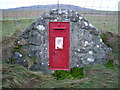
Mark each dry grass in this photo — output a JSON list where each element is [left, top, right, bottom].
[[2, 62, 119, 88]]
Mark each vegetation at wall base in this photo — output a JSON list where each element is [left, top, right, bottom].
[[105, 60, 115, 69], [2, 62, 118, 88], [52, 70, 72, 80], [2, 62, 53, 88], [70, 67, 84, 79], [52, 67, 84, 80]]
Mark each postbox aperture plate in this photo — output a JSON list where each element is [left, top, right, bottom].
[[55, 37, 63, 49], [49, 22, 70, 70]]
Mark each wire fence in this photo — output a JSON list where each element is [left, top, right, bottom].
[[1, 0, 119, 37]]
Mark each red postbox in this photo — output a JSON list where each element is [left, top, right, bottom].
[[49, 22, 70, 70]]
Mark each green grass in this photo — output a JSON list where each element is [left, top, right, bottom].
[[2, 62, 118, 88], [52, 67, 84, 80], [2, 62, 53, 88], [79, 64, 119, 88], [52, 70, 72, 80], [105, 60, 115, 69], [2, 19, 34, 37], [1, 9, 46, 20], [70, 67, 84, 79], [84, 15, 118, 33], [1, 10, 118, 37]]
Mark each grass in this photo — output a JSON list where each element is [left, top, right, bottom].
[[2, 62, 53, 88], [81, 64, 119, 88], [1, 9, 45, 20], [52, 70, 72, 80], [1, 10, 118, 37], [84, 15, 118, 33], [70, 67, 84, 79], [105, 60, 115, 69], [52, 67, 84, 80], [2, 62, 119, 88], [2, 19, 34, 37]]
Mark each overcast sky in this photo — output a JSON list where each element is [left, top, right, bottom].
[[0, 0, 119, 11]]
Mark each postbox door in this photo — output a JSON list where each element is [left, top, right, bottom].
[[49, 22, 70, 70]]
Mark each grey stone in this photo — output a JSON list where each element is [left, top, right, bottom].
[[11, 9, 111, 74]]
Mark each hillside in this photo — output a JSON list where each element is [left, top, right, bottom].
[[2, 4, 94, 11], [1, 4, 117, 21]]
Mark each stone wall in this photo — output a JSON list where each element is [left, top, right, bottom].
[[12, 9, 111, 74]]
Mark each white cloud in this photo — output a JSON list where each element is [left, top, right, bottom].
[[0, 0, 119, 11]]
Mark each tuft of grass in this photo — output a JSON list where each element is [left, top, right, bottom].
[[9, 58, 16, 64], [52, 67, 84, 80], [52, 70, 72, 80], [105, 60, 115, 69], [13, 45, 22, 52], [70, 67, 84, 79]]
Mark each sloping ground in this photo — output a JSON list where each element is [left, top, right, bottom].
[[37, 64, 119, 88], [2, 62, 119, 88], [2, 30, 22, 63], [82, 65, 119, 88], [1, 28, 119, 88], [2, 62, 53, 88]]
